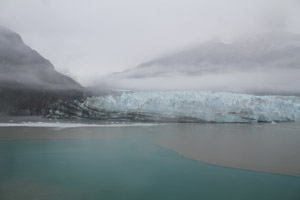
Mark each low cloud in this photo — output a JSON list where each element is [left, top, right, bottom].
[[0, 0, 299, 83], [99, 68, 300, 96]]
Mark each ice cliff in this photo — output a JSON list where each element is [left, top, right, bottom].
[[46, 91, 300, 123]]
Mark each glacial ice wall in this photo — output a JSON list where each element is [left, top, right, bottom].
[[84, 91, 300, 123]]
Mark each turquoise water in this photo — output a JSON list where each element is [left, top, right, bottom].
[[0, 127, 299, 200]]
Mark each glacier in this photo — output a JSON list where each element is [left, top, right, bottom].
[[47, 91, 300, 123]]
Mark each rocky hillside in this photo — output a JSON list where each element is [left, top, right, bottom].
[[0, 26, 85, 115]]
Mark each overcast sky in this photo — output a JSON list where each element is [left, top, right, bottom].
[[0, 0, 299, 85]]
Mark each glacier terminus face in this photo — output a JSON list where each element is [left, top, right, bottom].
[[73, 91, 300, 123]]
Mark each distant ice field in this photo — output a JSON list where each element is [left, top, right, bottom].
[[83, 91, 300, 123]]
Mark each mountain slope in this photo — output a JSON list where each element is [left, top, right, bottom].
[[0, 26, 85, 115], [115, 32, 300, 78], [105, 32, 300, 94], [0, 26, 83, 90]]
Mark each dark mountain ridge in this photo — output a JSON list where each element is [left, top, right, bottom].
[[0, 26, 83, 90], [0, 26, 86, 115]]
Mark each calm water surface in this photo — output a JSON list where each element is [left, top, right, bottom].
[[0, 119, 299, 200]]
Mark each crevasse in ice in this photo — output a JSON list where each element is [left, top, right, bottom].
[[84, 91, 300, 122]]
